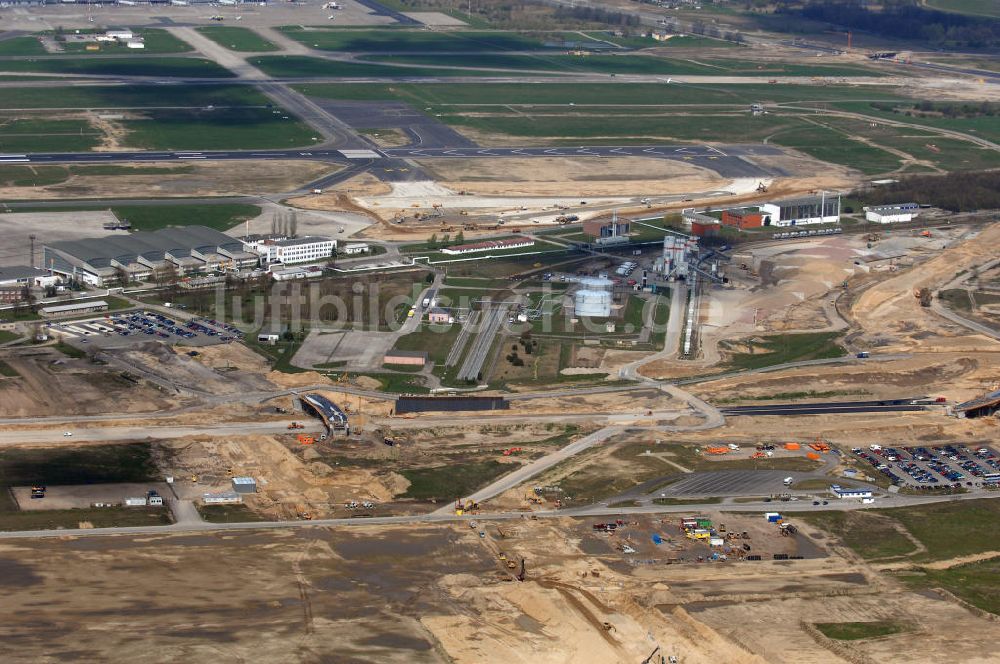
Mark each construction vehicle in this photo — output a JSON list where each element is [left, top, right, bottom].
[[915, 287, 933, 307], [287, 422, 305, 430], [756, 181, 769, 193], [920, 229, 932, 238], [297, 434, 315, 445], [516, 558, 526, 582]]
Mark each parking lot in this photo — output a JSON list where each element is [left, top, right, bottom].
[[851, 443, 1000, 490], [48, 311, 245, 349]]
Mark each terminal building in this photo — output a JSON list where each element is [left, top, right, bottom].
[[863, 203, 919, 224], [760, 194, 841, 227], [242, 235, 335, 266], [43, 226, 259, 286]]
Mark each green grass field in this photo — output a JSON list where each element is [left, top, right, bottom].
[[401, 460, 511, 501], [0, 56, 233, 78], [369, 53, 879, 77], [770, 125, 902, 175], [250, 55, 497, 78], [0, 117, 102, 153], [722, 331, 846, 370], [297, 81, 908, 106], [899, 559, 1000, 616], [196, 26, 279, 52], [924, 0, 1000, 17], [0, 36, 48, 56], [815, 622, 907, 640], [197, 504, 267, 522], [0, 202, 259, 232], [279, 27, 561, 52], [0, 442, 170, 531], [58, 28, 193, 54], [0, 84, 273, 110], [122, 108, 319, 150]]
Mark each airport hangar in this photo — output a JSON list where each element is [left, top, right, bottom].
[[43, 225, 260, 286]]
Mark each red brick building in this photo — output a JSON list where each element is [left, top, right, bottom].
[[721, 209, 764, 229], [690, 220, 720, 237]]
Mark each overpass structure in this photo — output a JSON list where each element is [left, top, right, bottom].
[[301, 393, 349, 431]]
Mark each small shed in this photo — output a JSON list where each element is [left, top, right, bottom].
[[427, 308, 451, 324], [232, 476, 257, 494]]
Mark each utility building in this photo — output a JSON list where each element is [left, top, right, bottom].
[[864, 203, 919, 224], [582, 214, 630, 245], [760, 194, 840, 227]]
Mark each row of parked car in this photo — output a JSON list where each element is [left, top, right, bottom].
[[110, 311, 193, 339], [852, 443, 1000, 487]]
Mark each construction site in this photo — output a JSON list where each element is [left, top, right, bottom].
[[2, 0, 1000, 659]]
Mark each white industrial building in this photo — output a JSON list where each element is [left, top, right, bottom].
[[202, 492, 242, 505], [44, 226, 260, 286], [243, 236, 335, 266], [340, 243, 370, 255], [440, 238, 534, 255], [864, 203, 919, 224], [829, 484, 874, 500], [760, 194, 840, 227]]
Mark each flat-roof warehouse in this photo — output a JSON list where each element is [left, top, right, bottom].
[[43, 225, 259, 286]]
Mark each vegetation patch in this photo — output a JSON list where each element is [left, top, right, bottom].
[[815, 621, 907, 641], [197, 504, 267, 523], [401, 460, 511, 501], [899, 559, 1000, 616], [722, 331, 845, 371]]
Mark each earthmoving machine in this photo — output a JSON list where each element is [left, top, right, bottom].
[[516, 558, 526, 582], [915, 287, 933, 307], [756, 181, 768, 193]]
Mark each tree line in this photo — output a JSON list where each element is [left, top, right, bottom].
[[871, 101, 1000, 120], [780, 0, 1000, 49], [856, 171, 1000, 213]]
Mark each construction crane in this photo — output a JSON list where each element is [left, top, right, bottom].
[[641, 646, 661, 664]]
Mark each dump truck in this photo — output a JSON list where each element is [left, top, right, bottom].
[[287, 422, 305, 430], [915, 287, 932, 307]]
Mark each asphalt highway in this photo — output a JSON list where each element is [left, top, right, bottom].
[[0, 490, 995, 542], [720, 401, 929, 416]]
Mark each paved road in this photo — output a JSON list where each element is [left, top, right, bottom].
[[0, 489, 995, 543], [0, 420, 325, 446], [720, 400, 929, 417]]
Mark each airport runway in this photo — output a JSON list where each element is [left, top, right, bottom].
[[3, 143, 782, 165]]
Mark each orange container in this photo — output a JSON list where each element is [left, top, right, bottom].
[[806, 452, 821, 460], [784, 442, 801, 451]]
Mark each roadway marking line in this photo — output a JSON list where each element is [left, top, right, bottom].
[[0, 159, 29, 163], [177, 156, 207, 159], [706, 145, 729, 157]]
